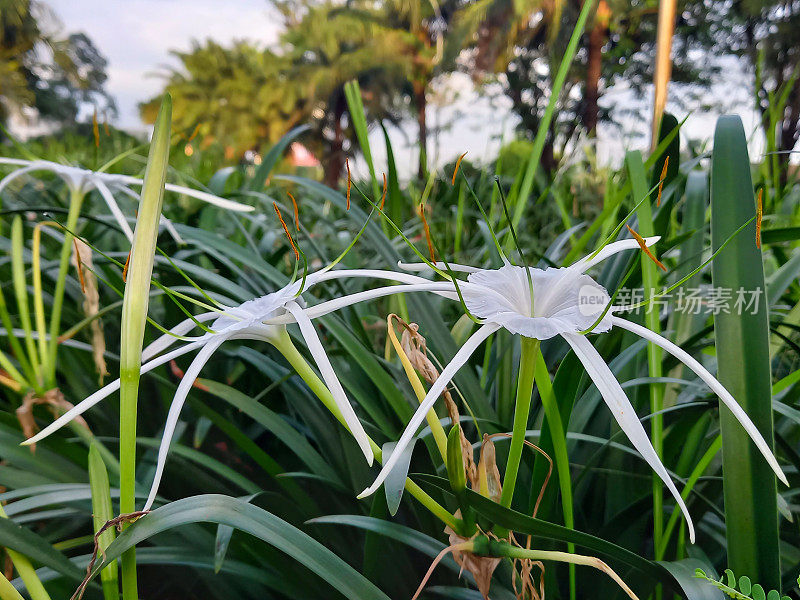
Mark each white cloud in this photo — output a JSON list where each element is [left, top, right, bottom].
[[49, 0, 281, 129]]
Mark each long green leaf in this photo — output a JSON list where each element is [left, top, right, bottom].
[[710, 115, 780, 590], [90, 495, 391, 600]]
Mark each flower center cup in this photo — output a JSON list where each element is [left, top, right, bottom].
[[463, 264, 613, 340]]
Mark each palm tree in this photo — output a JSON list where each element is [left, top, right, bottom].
[[140, 41, 305, 158], [279, 0, 411, 184]]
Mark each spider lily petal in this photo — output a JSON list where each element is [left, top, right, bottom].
[[23, 340, 205, 446], [141, 312, 220, 361], [610, 316, 787, 485], [359, 323, 500, 499], [570, 237, 660, 273], [94, 178, 135, 240], [142, 335, 229, 511], [397, 261, 483, 273], [0, 159, 253, 240], [563, 331, 696, 544], [285, 300, 374, 465]]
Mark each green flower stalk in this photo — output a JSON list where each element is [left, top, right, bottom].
[[117, 94, 172, 600]]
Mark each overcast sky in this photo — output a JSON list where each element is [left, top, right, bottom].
[[46, 0, 768, 176]]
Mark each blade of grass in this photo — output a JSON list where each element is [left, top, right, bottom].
[[508, 0, 594, 244], [89, 443, 118, 600], [625, 150, 666, 560]]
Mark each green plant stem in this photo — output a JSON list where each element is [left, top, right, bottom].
[[0, 571, 26, 600], [0, 505, 51, 600], [500, 337, 538, 507], [118, 94, 172, 600], [272, 331, 459, 531], [533, 346, 576, 600], [46, 187, 85, 386]]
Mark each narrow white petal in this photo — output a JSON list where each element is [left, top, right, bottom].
[[94, 179, 134, 241], [563, 332, 696, 543], [23, 341, 205, 446], [397, 261, 481, 274], [267, 282, 460, 324], [159, 215, 185, 244], [571, 237, 661, 273], [141, 312, 219, 361], [611, 316, 788, 486], [358, 323, 500, 499], [0, 165, 43, 195], [309, 268, 439, 286], [143, 336, 227, 511], [284, 301, 374, 465], [0, 158, 33, 167]]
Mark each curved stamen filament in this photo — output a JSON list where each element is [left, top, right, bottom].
[[626, 225, 666, 271], [273, 202, 300, 260]]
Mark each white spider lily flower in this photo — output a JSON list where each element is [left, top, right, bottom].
[[0, 158, 253, 242], [359, 238, 787, 544], [21, 267, 452, 511]]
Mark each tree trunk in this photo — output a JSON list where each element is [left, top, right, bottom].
[[325, 96, 346, 188], [414, 81, 428, 181], [584, 0, 609, 136]]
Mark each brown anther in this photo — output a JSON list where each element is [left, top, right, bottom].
[[656, 156, 669, 207], [122, 250, 131, 282], [627, 225, 666, 271], [380, 172, 387, 209], [287, 191, 300, 231], [418, 203, 436, 262], [452, 151, 467, 185], [92, 110, 100, 148], [756, 188, 763, 249], [345, 158, 352, 210], [73, 239, 86, 294], [273, 202, 300, 260], [103, 120, 110, 136]]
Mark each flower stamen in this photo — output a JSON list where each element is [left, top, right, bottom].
[[122, 250, 131, 282], [273, 202, 300, 260], [287, 191, 300, 231], [380, 172, 387, 209], [626, 225, 666, 271], [452, 151, 468, 185], [345, 158, 352, 210], [756, 188, 763, 249], [418, 203, 436, 261], [92, 110, 100, 149], [656, 156, 669, 207]]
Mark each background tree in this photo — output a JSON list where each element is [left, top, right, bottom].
[[452, 0, 712, 171], [278, 0, 412, 184], [0, 0, 115, 132], [139, 41, 304, 159]]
